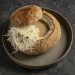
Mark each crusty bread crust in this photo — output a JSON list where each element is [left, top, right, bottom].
[[10, 5, 61, 55], [22, 11, 61, 55], [10, 5, 43, 27]]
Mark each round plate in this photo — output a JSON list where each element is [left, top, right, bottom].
[[2, 8, 73, 69]]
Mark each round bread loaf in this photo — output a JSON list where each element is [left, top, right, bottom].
[[9, 5, 61, 55], [10, 5, 43, 27]]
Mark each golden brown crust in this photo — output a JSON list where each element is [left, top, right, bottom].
[[22, 11, 61, 55], [10, 5, 43, 27], [10, 5, 61, 55]]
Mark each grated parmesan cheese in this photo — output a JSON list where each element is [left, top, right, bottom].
[[7, 25, 40, 53]]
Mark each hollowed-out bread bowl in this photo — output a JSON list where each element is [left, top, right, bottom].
[[10, 5, 43, 27], [9, 5, 61, 55]]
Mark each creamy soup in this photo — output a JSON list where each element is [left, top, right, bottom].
[[34, 20, 49, 37]]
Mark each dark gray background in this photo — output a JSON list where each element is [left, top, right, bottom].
[[0, 0, 75, 75]]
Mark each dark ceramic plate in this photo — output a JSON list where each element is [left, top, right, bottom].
[[2, 8, 73, 69]]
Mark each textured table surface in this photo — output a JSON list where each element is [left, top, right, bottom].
[[0, 0, 75, 75]]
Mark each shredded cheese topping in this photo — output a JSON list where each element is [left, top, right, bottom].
[[7, 25, 40, 53]]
